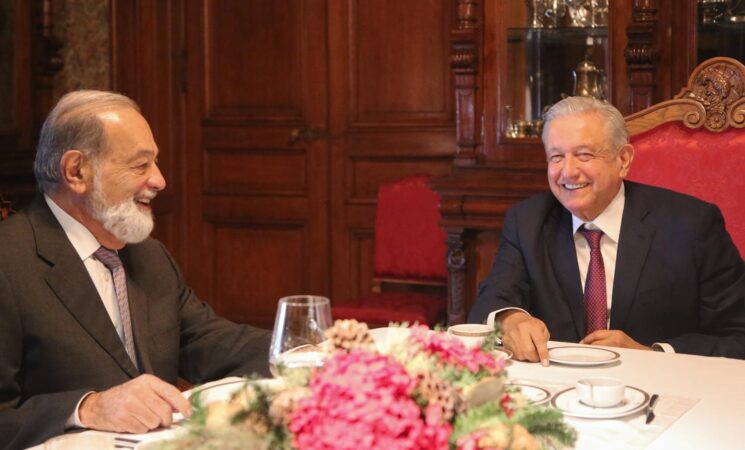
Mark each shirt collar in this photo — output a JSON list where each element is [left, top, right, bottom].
[[44, 194, 103, 261], [571, 182, 626, 243]]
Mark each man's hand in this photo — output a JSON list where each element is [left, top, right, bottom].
[[499, 310, 551, 366], [79, 374, 192, 433], [580, 330, 652, 350]]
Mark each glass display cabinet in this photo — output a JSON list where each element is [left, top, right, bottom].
[[697, 0, 745, 63], [503, 1, 610, 140]]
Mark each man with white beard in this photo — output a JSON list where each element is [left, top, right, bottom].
[[0, 90, 271, 450]]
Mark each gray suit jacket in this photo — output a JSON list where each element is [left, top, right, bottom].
[[469, 181, 745, 358], [0, 197, 271, 450]]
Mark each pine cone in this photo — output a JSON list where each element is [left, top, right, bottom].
[[508, 424, 541, 450], [324, 319, 376, 352], [236, 411, 270, 435], [268, 385, 311, 425], [417, 371, 461, 421]]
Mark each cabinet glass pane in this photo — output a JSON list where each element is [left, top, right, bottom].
[[503, 1, 609, 139], [697, 0, 745, 63]]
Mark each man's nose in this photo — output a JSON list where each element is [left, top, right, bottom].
[[149, 163, 167, 191], [560, 156, 579, 178]]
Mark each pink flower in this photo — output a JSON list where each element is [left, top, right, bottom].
[[288, 351, 450, 450], [408, 327, 505, 375]]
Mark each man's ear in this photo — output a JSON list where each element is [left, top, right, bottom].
[[618, 144, 635, 178], [59, 150, 92, 194]]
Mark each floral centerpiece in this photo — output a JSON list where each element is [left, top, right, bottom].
[[158, 321, 576, 450]]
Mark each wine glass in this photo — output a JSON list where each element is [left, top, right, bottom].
[[269, 295, 333, 379]]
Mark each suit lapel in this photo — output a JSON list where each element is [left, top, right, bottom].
[[30, 198, 140, 378], [610, 183, 655, 330], [545, 205, 585, 338]]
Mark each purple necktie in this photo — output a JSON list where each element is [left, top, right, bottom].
[[94, 246, 138, 369], [580, 228, 608, 335]]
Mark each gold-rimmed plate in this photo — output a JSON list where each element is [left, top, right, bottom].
[[548, 346, 620, 366]]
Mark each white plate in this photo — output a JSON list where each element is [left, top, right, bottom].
[[508, 382, 551, 405], [185, 377, 284, 405], [493, 347, 514, 360], [551, 386, 650, 419], [548, 346, 620, 366]]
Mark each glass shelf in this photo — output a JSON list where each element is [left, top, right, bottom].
[[507, 26, 609, 43]]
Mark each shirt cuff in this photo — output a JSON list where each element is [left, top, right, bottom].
[[486, 307, 531, 326], [651, 342, 675, 353], [65, 391, 95, 430]]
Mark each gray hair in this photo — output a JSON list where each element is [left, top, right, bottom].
[[541, 96, 629, 153], [34, 90, 140, 193]]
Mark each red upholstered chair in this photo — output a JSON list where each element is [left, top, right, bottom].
[[625, 57, 745, 256], [332, 175, 448, 328]]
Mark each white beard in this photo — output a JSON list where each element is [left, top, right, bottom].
[[87, 173, 156, 244]]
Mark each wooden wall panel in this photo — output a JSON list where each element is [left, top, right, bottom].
[[204, 0, 303, 120], [203, 149, 307, 194], [213, 225, 305, 328], [349, 0, 454, 125], [348, 157, 452, 202], [349, 230, 375, 297]]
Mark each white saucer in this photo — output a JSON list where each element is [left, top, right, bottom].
[[508, 382, 551, 405], [548, 346, 620, 366], [551, 385, 650, 419]]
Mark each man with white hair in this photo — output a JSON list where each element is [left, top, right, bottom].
[[469, 96, 745, 364], [0, 90, 271, 449]]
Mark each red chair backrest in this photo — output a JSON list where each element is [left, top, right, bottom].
[[627, 122, 745, 254], [373, 175, 448, 281]]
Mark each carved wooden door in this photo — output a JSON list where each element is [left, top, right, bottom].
[[113, 0, 454, 329], [183, 0, 330, 328]]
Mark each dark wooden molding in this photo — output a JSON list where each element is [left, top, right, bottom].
[[445, 228, 467, 324], [625, 0, 659, 112], [36, 0, 63, 77], [450, 0, 481, 166]]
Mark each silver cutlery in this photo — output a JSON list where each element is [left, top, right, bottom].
[[645, 393, 660, 424], [114, 436, 140, 449]]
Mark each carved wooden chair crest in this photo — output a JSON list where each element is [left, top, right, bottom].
[[625, 57, 745, 254]]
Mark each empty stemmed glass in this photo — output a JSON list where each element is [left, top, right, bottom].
[[269, 295, 333, 380]]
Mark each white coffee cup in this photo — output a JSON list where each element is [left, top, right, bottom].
[[575, 377, 626, 407], [447, 323, 493, 348]]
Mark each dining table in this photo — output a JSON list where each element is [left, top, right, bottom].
[[28, 340, 745, 450], [507, 341, 745, 450]]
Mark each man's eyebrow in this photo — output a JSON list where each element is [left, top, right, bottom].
[[127, 148, 158, 161]]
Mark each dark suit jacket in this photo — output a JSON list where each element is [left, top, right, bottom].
[[0, 197, 272, 450], [469, 181, 745, 359]]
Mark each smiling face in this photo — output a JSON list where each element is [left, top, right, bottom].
[[544, 111, 633, 222], [84, 107, 166, 246]]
